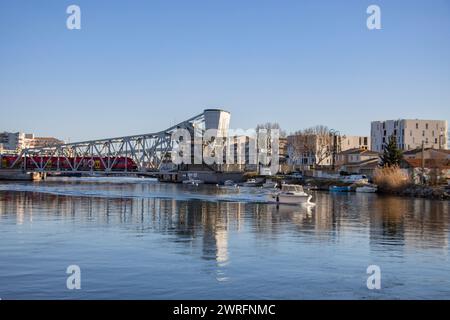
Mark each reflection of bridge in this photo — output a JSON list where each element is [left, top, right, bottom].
[[0, 109, 230, 178]]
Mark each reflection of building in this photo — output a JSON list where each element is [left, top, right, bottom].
[[369, 197, 449, 251], [371, 119, 448, 152]]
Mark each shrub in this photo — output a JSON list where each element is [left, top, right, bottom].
[[373, 166, 410, 192]]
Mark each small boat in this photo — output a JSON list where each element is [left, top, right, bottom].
[[267, 184, 312, 205], [329, 185, 352, 192], [223, 180, 236, 187], [182, 179, 204, 185], [243, 179, 258, 187], [355, 185, 378, 193], [262, 179, 277, 188]]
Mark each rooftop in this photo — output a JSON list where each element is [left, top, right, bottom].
[[403, 148, 450, 155], [338, 148, 380, 156], [403, 158, 450, 169]]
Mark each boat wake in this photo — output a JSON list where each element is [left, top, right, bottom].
[[0, 183, 273, 205]]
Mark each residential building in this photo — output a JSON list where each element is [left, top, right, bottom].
[[0, 131, 64, 154], [403, 148, 450, 161], [287, 134, 370, 170], [341, 135, 370, 150], [0, 132, 27, 152], [336, 148, 380, 176], [371, 119, 448, 152], [28, 136, 64, 148], [401, 158, 450, 185]]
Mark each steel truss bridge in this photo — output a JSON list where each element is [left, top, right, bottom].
[[0, 109, 228, 175]]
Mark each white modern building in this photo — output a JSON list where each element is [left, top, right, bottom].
[[0, 132, 27, 152], [371, 119, 448, 152], [0, 131, 64, 154]]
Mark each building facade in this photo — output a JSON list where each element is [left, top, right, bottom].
[[287, 134, 370, 169], [371, 119, 448, 152], [336, 148, 380, 176], [0, 132, 64, 154], [0, 132, 27, 152]]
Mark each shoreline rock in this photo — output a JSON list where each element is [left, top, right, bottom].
[[384, 185, 450, 200]]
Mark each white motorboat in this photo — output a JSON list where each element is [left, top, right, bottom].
[[262, 179, 277, 188], [182, 179, 204, 185], [267, 184, 313, 205], [355, 185, 378, 193], [243, 179, 259, 187], [223, 180, 236, 187]]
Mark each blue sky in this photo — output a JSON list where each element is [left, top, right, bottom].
[[1, 0, 449, 141]]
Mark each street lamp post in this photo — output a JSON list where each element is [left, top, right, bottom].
[[329, 129, 340, 171]]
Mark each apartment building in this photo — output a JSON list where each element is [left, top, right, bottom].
[[287, 134, 370, 169], [341, 136, 370, 150], [0, 131, 64, 154], [0, 132, 27, 152], [371, 119, 448, 152]]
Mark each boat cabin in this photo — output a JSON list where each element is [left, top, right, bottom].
[[281, 184, 304, 193]]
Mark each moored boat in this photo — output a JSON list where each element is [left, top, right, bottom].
[[223, 180, 236, 187], [182, 179, 204, 185], [355, 185, 378, 193], [262, 179, 277, 188], [243, 179, 258, 187], [329, 185, 352, 192]]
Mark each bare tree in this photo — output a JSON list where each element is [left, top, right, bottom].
[[256, 122, 286, 138], [289, 125, 333, 166]]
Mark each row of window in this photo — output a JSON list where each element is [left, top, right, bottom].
[[377, 122, 442, 130]]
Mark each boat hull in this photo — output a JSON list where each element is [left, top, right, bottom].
[[355, 187, 377, 193], [267, 193, 312, 205], [329, 186, 352, 192]]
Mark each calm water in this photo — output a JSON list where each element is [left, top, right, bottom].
[[0, 177, 449, 299]]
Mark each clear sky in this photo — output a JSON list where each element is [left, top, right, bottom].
[[1, 0, 449, 142]]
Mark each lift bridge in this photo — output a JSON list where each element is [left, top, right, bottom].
[[0, 109, 231, 178]]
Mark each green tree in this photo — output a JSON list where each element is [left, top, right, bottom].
[[380, 135, 403, 167]]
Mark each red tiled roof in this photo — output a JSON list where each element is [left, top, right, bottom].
[[403, 148, 450, 155], [403, 158, 450, 169], [342, 158, 379, 168]]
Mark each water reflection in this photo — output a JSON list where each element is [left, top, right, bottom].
[[1, 190, 449, 257], [0, 184, 449, 299]]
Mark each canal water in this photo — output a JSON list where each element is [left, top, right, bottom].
[[0, 177, 449, 299]]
